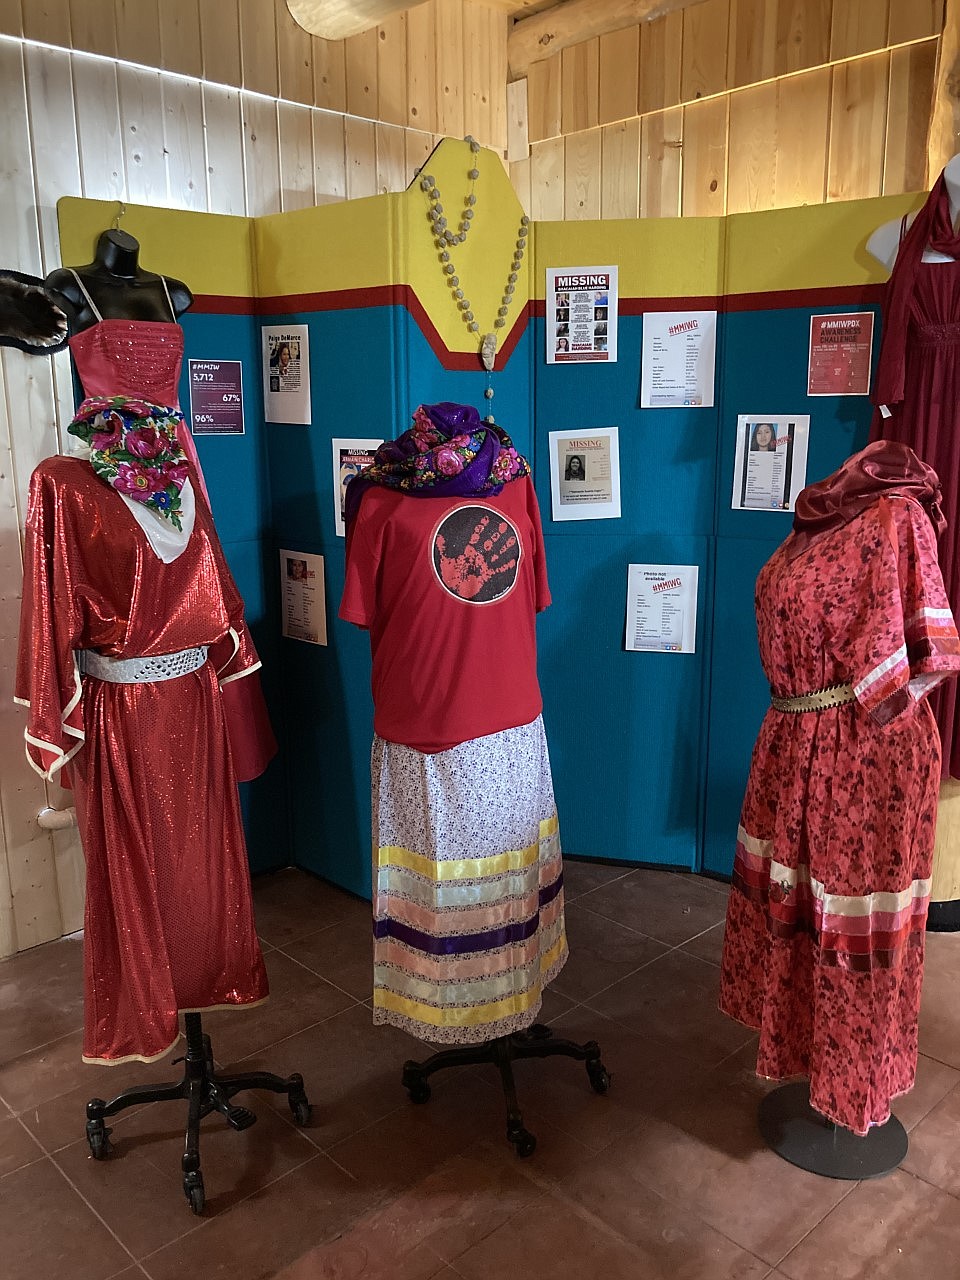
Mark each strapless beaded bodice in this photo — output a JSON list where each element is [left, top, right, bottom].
[[69, 319, 184, 408]]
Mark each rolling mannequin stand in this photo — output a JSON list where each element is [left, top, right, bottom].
[[758, 1082, 907, 1180], [401, 1023, 609, 1156], [85, 1013, 311, 1214]]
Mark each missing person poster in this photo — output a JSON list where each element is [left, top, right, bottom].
[[625, 564, 700, 654], [546, 266, 618, 364], [807, 312, 874, 397], [640, 310, 717, 408], [280, 549, 327, 645], [262, 324, 311, 425], [548, 427, 621, 522], [332, 437, 382, 537], [731, 415, 810, 512]]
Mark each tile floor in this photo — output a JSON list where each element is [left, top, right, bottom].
[[1, 862, 959, 1280]]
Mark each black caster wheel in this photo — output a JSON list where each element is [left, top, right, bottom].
[[183, 1170, 205, 1215], [511, 1128, 537, 1158], [289, 1094, 312, 1126], [587, 1062, 611, 1094], [407, 1079, 431, 1104], [85, 1119, 112, 1160]]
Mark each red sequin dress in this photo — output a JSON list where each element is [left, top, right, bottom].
[[15, 319, 269, 1065], [719, 497, 960, 1134]]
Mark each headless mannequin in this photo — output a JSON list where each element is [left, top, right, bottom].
[[45, 229, 193, 327], [866, 153, 960, 271]]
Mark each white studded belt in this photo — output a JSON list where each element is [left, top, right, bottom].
[[77, 646, 208, 684]]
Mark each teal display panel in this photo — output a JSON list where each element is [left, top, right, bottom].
[[701, 302, 879, 877], [263, 304, 535, 898], [532, 315, 720, 868], [177, 310, 289, 875]]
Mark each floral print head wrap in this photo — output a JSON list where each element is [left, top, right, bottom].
[[344, 402, 531, 528], [68, 395, 190, 529]]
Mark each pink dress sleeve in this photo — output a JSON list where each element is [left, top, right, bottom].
[[851, 496, 960, 727], [14, 465, 85, 781]]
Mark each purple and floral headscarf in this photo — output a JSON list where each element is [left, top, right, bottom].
[[344, 402, 530, 528], [69, 395, 190, 529]]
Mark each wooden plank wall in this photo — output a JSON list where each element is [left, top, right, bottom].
[[515, 0, 943, 218], [0, 0, 508, 957]]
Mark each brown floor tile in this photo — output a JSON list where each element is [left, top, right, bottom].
[[274, 1146, 541, 1279], [593, 1061, 853, 1265], [0, 1113, 43, 1178], [451, 1188, 663, 1280], [538, 984, 578, 1023], [327, 1071, 492, 1195], [279, 897, 374, 1002], [252, 870, 365, 949], [200, 949, 356, 1063], [918, 933, 960, 1069], [0, 935, 85, 1063], [141, 1153, 381, 1280], [1, 1155, 132, 1280], [561, 859, 632, 901], [225, 1002, 424, 1150], [550, 904, 667, 1004], [0, 1029, 120, 1116], [468, 1094, 601, 1182], [559, 1156, 769, 1280], [892, 1054, 960, 1133], [580, 869, 726, 948], [504, 1006, 710, 1155], [778, 1169, 960, 1280], [901, 1081, 960, 1197], [681, 920, 726, 966], [589, 949, 753, 1066]]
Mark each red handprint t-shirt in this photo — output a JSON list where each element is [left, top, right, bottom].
[[339, 475, 551, 752]]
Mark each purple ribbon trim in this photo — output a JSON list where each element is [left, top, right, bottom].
[[373, 873, 563, 957]]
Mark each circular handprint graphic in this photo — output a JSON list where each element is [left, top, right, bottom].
[[431, 504, 522, 604]]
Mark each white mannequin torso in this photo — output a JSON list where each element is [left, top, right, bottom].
[[866, 154, 960, 270]]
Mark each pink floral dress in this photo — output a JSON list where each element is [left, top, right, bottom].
[[719, 495, 960, 1134]]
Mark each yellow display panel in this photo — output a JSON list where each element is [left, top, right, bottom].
[[57, 198, 256, 300]]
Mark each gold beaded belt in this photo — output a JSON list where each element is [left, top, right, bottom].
[[770, 682, 855, 713]]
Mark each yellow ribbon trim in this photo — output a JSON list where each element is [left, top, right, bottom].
[[373, 932, 567, 1028], [377, 814, 558, 883]]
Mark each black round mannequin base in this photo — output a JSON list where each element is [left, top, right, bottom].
[[758, 1082, 907, 1180]]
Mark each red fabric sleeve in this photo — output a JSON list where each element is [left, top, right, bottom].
[[853, 497, 960, 727], [526, 477, 552, 612], [206, 526, 278, 782], [15, 466, 85, 781], [339, 504, 380, 628]]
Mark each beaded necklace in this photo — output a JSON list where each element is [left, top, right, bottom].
[[419, 137, 529, 417]]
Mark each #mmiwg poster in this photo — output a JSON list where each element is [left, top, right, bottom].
[[640, 311, 717, 408], [280, 550, 327, 645], [548, 427, 621, 522], [546, 266, 618, 363], [731, 415, 810, 512], [262, 324, 311, 425], [332, 438, 382, 537], [625, 565, 699, 654], [807, 312, 874, 397]]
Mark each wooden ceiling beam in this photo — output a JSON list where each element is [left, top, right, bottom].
[[508, 0, 710, 80]]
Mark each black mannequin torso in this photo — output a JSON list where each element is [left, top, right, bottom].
[[45, 230, 193, 332]]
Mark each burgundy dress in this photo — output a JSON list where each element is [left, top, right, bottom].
[[719, 496, 960, 1134], [872, 185, 960, 777], [15, 321, 270, 1065]]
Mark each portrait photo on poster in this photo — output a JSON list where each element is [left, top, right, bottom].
[[262, 324, 311, 425], [545, 266, 619, 364], [279, 548, 327, 645], [331, 437, 383, 537], [548, 427, 621, 521], [731, 414, 810, 512]]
